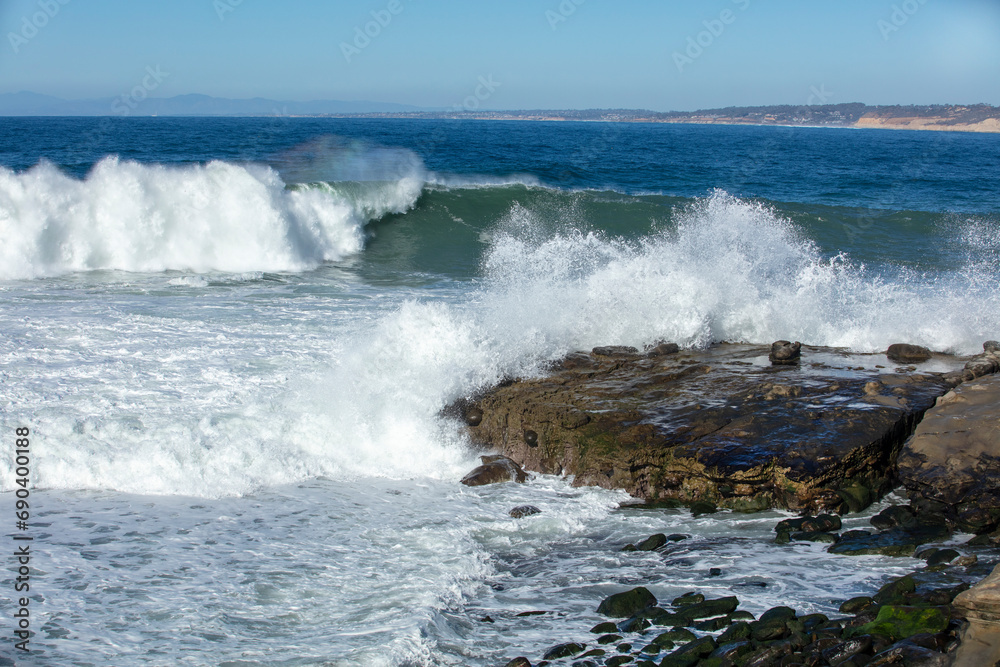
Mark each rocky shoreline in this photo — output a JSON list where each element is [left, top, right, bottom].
[[453, 340, 1000, 666]]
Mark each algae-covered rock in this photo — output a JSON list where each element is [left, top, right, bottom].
[[658, 636, 716, 667], [718, 621, 752, 643], [459, 344, 954, 511], [673, 596, 739, 625], [840, 596, 876, 614], [873, 576, 916, 605], [596, 587, 657, 618], [653, 628, 696, 645], [541, 642, 586, 660], [850, 605, 949, 641], [671, 592, 704, 608], [590, 622, 617, 634]]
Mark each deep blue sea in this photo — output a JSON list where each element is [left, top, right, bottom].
[[0, 117, 998, 665]]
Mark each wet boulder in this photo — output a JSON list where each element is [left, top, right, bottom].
[[769, 340, 801, 365], [849, 606, 950, 641], [460, 455, 527, 486], [886, 343, 933, 363], [596, 587, 657, 618], [508, 505, 540, 518]]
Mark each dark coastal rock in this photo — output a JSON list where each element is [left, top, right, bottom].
[[769, 340, 801, 365], [658, 635, 716, 666], [870, 504, 916, 530], [886, 343, 933, 363], [821, 635, 873, 665], [645, 342, 680, 357], [848, 605, 950, 641], [790, 530, 838, 543], [869, 641, 950, 666], [718, 621, 752, 643], [708, 640, 753, 663], [898, 373, 1000, 533], [672, 592, 704, 607], [689, 501, 717, 516], [592, 345, 639, 358], [673, 596, 739, 625], [508, 505, 541, 519], [635, 533, 667, 551], [589, 622, 618, 634], [925, 548, 960, 566], [873, 575, 916, 605], [596, 587, 657, 618], [828, 512, 951, 557], [503, 658, 531, 667], [464, 405, 483, 427], [840, 596, 876, 614], [541, 642, 586, 660], [460, 455, 527, 486], [458, 343, 957, 512]]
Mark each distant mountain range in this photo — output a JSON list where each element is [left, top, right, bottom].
[[0, 92, 432, 116]]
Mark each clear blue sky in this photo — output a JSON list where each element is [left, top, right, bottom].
[[1, 0, 997, 110]]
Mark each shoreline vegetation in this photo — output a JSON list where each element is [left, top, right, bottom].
[[320, 104, 1000, 134]]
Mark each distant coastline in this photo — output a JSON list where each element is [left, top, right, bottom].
[[2, 94, 998, 133], [325, 103, 1000, 134]]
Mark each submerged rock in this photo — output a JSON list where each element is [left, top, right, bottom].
[[460, 455, 527, 486], [635, 533, 667, 551], [508, 505, 541, 518], [458, 343, 957, 512]]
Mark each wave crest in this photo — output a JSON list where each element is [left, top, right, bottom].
[[0, 157, 423, 279]]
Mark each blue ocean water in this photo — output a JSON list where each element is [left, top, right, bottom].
[[0, 118, 998, 665]]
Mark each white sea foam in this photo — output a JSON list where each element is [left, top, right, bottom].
[[472, 190, 1000, 357], [0, 157, 423, 279], [2, 190, 997, 499]]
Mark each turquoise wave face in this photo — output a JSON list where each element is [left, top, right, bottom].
[[361, 183, 998, 280]]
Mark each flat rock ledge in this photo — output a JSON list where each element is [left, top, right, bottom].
[[899, 372, 1000, 535], [457, 342, 998, 513]]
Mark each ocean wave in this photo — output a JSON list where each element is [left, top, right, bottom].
[[473, 191, 999, 356], [0, 157, 423, 279]]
